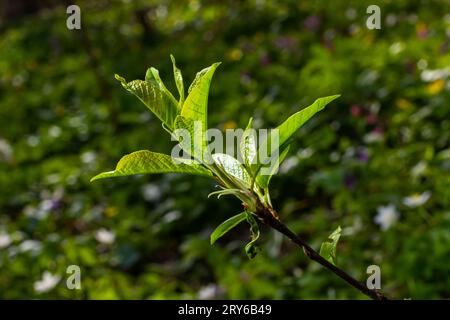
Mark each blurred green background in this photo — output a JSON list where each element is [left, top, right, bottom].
[[0, 0, 449, 299]]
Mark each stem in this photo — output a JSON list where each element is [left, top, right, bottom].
[[255, 203, 388, 300]]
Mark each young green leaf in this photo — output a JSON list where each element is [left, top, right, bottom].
[[212, 153, 251, 187], [90, 150, 212, 182], [269, 95, 339, 152], [170, 54, 184, 106], [210, 212, 247, 244], [145, 67, 176, 102], [319, 226, 342, 266], [240, 117, 257, 170], [208, 188, 245, 199], [181, 62, 221, 132], [174, 115, 209, 163], [255, 95, 340, 185], [115, 74, 179, 130], [245, 212, 260, 259]]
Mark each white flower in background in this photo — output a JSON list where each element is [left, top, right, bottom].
[[27, 135, 40, 147], [198, 284, 222, 300], [374, 204, 399, 231], [411, 161, 427, 177], [46, 173, 61, 184], [141, 183, 162, 202], [342, 216, 363, 236], [34, 271, 61, 293], [24, 204, 47, 220], [95, 228, 115, 244], [24, 195, 61, 221], [19, 240, 42, 254], [81, 151, 97, 164], [0, 138, 13, 162], [297, 147, 314, 159], [403, 191, 431, 208], [279, 156, 298, 173], [389, 42, 404, 55], [162, 210, 181, 224], [0, 232, 12, 249], [420, 67, 450, 82], [48, 125, 62, 138], [363, 131, 383, 144]]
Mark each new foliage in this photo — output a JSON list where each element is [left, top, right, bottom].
[[92, 56, 340, 259]]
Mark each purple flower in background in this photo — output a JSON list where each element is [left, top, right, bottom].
[[356, 148, 369, 163], [344, 174, 357, 189], [274, 36, 296, 50], [259, 52, 270, 66], [304, 15, 320, 31]]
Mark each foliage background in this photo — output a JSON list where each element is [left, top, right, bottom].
[[0, 0, 449, 299]]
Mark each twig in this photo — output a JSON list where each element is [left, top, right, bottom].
[[255, 202, 388, 300]]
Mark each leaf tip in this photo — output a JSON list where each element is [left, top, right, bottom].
[[90, 175, 100, 183], [114, 73, 123, 80], [90, 171, 115, 182]]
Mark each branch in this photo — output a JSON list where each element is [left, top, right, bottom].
[[255, 202, 388, 300]]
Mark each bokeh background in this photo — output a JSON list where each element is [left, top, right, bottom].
[[0, 0, 449, 299]]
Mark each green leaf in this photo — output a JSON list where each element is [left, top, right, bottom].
[[115, 74, 179, 130], [319, 226, 342, 266], [210, 212, 247, 244], [174, 115, 209, 163], [255, 95, 340, 185], [245, 212, 260, 259], [170, 55, 184, 106], [90, 150, 212, 182], [268, 95, 339, 153], [181, 62, 221, 132], [240, 117, 257, 169], [212, 153, 251, 187], [145, 67, 175, 102], [208, 188, 244, 199]]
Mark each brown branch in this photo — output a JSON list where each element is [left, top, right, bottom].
[[255, 202, 388, 300]]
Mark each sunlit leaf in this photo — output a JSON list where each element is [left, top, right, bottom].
[[270, 95, 339, 152], [145, 66, 175, 102], [174, 115, 209, 163], [170, 54, 184, 106], [212, 153, 250, 187], [240, 117, 257, 169], [319, 226, 342, 265], [210, 212, 247, 244], [115, 74, 179, 130], [181, 62, 221, 132], [245, 212, 260, 259], [255, 95, 340, 185], [91, 150, 212, 181], [208, 188, 244, 199]]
